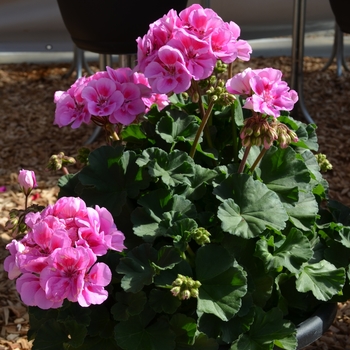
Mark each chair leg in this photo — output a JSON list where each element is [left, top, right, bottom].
[[64, 45, 95, 79], [322, 23, 350, 77]]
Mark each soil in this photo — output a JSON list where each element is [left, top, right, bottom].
[[0, 55, 350, 349]]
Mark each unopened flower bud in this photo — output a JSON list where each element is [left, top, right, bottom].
[[48, 152, 76, 171], [18, 169, 37, 196], [180, 290, 191, 300], [191, 227, 211, 245], [315, 153, 333, 172], [171, 274, 201, 300], [170, 286, 181, 297]]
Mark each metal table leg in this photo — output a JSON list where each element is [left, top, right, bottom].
[[291, 0, 315, 124]]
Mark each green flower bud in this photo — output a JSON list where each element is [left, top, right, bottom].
[[180, 290, 191, 300], [171, 274, 201, 300], [170, 286, 181, 297], [315, 153, 333, 172], [191, 227, 211, 245]]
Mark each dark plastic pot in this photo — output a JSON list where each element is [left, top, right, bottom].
[[56, 0, 188, 54], [329, 0, 350, 34], [218, 303, 337, 350]]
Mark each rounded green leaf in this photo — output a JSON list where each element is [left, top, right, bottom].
[[216, 174, 288, 238]]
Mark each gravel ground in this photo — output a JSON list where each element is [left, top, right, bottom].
[[0, 55, 350, 349]]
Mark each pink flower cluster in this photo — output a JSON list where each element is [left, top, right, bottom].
[[54, 67, 169, 129], [4, 196, 126, 309], [136, 4, 252, 94], [226, 67, 299, 118]]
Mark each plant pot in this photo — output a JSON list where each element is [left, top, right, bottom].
[[56, 0, 188, 54], [217, 303, 337, 350], [329, 0, 350, 33]]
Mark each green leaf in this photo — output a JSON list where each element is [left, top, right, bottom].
[[233, 97, 244, 127], [215, 174, 288, 238], [196, 245, 247, 321], [137, 148, 195, 187], [296, 260, 346, 301], [131, 189, 196, 241], [198, 309, 254, 344], [76, 146, 150, 217], [114, 308, 176, 350], [156, 111, 199, 144], [111, 291, 147, 321], [170, 314, 218, 350], [153, 245, 183, 270], [167, 218, 198, 252], [255, 228, 313, 273], [120, 123, 147, 142], [117, 244, 158, 293], [259, 146, 311, 201], [231, 307, 297, 350], [170, 313, 197, 345], [284, 191, 318, 231], [149, 289, 181, 314], [293, 122, 318, 151], [179, 164, 217, 201], [32, 319, 67, 350]]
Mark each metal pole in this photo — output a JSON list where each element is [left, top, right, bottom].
[[291, 0, 314, 124], [201, 0, 211, 7]]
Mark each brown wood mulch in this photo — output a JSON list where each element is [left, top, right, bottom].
[[0, 55, 350, 349]]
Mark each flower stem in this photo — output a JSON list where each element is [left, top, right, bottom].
[[24, 194, 28, 210], [228, 62, 233, 79], [237, 145, 251, 174], [231, 104, 239, 163], [250, 148, 268, 173], [106, 123, 120, 141], [190, 99, 215, 158]]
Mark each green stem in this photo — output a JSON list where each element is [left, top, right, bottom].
[[228, 62, 233, 79], [231, 104, 238, 163], [106, 123, 120, 141], [189, 99, 216, 158], [237, 145, 251, 174], [24, 194, 29, 210], [250, 148, 268, 173]]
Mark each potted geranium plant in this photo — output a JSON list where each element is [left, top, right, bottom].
[[4, 4, 350, 350]]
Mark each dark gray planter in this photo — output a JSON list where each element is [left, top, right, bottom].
[[56, 0, 188, 54], [329, 0, 350, 33], [218, 303, 337, 350]]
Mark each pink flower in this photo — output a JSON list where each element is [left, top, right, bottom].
[[179, 4, 223, 41], [54, 77, 91, 128], [16, 273, 63, 309], [81, 77, 124, 117], [94, 205, 126, 252], [133, 72, 169, 112], [40, 246, 96, 304], [169, 30, 216, 80], [110, 83, 146, 125], [18, 169, 37, 195], [226, 68, 257, 95], [209, 21, 252, 64], [136, 9, 181, 73], [144, 45, 192, 94], [75, 206, 126, 255], [77, 263, 112, 307], [4, 240, 25, 279], [244, 68, 298, 118], [227, 68, 298, 118]]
